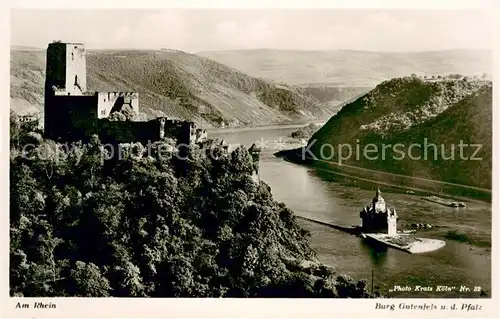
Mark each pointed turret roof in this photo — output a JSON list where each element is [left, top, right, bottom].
[[372, 187, 385, 203]]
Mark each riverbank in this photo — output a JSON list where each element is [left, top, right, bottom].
[[206, 120, 326, 134], [274, 147, 492, 203]]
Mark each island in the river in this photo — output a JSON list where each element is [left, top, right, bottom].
[[300, 188, 447, 254], [359, 188, 446, 254]]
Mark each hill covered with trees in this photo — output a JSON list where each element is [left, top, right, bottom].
[[279, 75, 492, 191], [10, 48, 333, 128], [10, 114, 373, 298]]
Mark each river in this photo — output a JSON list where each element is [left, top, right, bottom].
[[211, 126, 492, 298]]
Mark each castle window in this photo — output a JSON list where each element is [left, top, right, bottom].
[[74, 75, 78, 85], [71, 52, 74, 60], [101, 110, 106, 116]]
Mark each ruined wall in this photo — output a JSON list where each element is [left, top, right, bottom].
[[97, 92, 140, 118]]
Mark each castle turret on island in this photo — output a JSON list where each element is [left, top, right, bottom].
[[360, 188, 398, 235]]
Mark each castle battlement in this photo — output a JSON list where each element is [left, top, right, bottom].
[[102, 92, 139, 98]]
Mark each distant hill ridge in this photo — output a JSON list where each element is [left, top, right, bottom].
[[10, 49, 335, 127], [197, 49, 492, 87]]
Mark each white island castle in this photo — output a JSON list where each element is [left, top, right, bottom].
[[360, 188, 446, 254], [360, 188, 398, 235]]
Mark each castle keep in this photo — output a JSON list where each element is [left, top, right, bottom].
[[43, 41, 206, 145]]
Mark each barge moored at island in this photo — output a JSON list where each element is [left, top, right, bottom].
[[424, 195, 466, 208], [360, 188, 446, 254]]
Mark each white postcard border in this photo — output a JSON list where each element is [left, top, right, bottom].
[[1, 0, 499, 318]]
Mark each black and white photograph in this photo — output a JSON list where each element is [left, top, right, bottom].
[[2, 1, 499, 317]]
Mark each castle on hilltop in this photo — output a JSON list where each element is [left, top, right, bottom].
[[43, 41, 207, 145], [359, 188, 398, 235]]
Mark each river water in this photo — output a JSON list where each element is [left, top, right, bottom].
[[211, 127, 492, 298]]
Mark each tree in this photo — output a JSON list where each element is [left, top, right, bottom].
[[67, 261, 111, 297]]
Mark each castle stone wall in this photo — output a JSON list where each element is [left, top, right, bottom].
[[44, 94, 99, 141], [98, 119, 162, 144], [162, 119, 197, 146]]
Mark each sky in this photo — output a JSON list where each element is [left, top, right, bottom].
[[10, 8, 493, 52]]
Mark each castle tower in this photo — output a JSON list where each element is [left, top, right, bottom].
[[44, 42, 87, 138], [45, 42, 87, 96]]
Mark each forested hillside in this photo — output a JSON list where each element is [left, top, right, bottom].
[[305, 76, 492, 189], [10, 113, 372, 298]]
